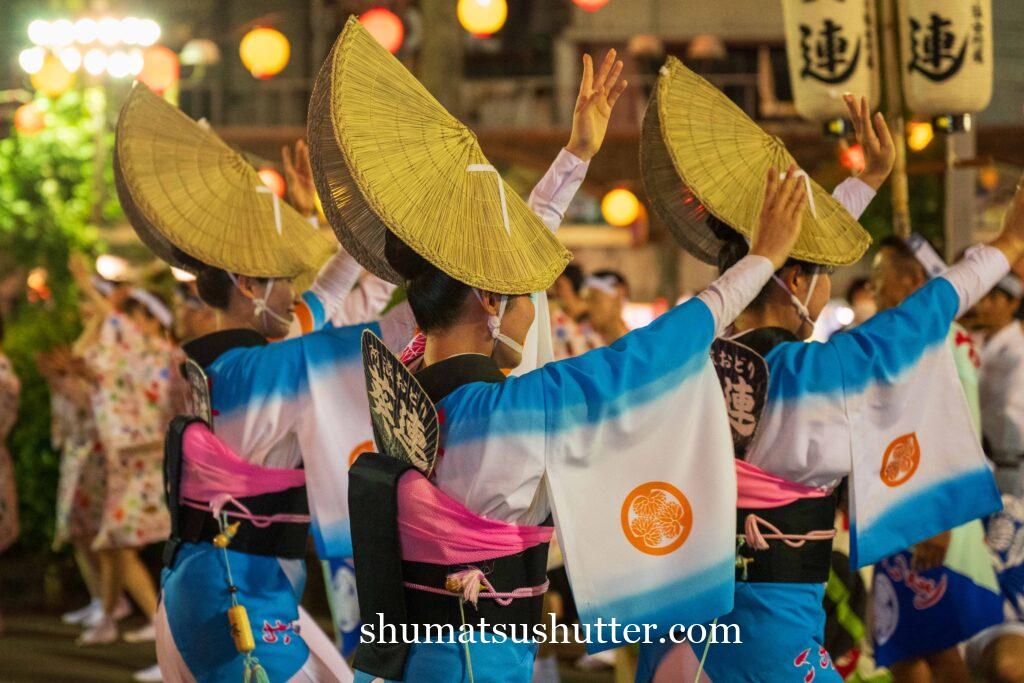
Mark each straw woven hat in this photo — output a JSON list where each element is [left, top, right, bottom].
[[308, 17, 569, 295], [641, 57, 871, 267], [114, 84, 337, 290]]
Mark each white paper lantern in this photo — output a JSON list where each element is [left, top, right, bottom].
[[782, 0, 877, 122], [897, 0, 993, 116]]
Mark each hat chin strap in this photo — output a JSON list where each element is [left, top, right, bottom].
[[473, 290, 524, 356], [771, 269, 819, 327], [227, 273, 292, 327]]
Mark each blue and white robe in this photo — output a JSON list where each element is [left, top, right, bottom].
[[355, 254, 780, 682], [639, 245, 1010, 682]]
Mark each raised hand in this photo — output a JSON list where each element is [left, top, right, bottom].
[[282, 139, 316, 218], [750, 164, 808, 270], [843, 94, 894, 191], [991, 173, 1024, 266], [565, 50, 628, 162]]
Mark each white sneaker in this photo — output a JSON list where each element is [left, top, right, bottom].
[[123, 621, 156, 643], [83, 596, 131, 627], [62, 599, 101, 625], [132, 664, 163, 682], [76, 617, 118, 646]]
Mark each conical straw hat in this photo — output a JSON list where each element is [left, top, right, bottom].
[[308, 17, 569, 295], [641, 57, 871, 267], [114, 84, 337, 290]]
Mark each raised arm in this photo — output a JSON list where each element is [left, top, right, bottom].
[[529, 50, 628, 232], [829, 95, 894, 219], [519, 165, 807, 416]]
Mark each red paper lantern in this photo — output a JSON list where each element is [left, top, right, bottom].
[[360, 8, 405, 54], [573, 0, 611, 11], [14, 103, 45, 135], [258, 168, 286, 199], [839, 143, 865, 173], [137, 46, 179, 94]]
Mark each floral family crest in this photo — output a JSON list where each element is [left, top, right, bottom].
[[360, 330, 439, 475]]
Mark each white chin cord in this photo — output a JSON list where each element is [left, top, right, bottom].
[[473, 290, 524, 355], [227, 273, 292, 327], [771, 269, 819, 327]]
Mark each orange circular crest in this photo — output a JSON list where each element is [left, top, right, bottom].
[[620, 481, 693, 556], [348, 440, 375, 468], [880, 432, 921, 487]]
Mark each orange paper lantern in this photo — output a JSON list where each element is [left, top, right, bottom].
[[573, 0, 611, 11], [137, 46, 180, 94], [240, 27, 290, 79], [30, 54, 75, 97], [258, 168, 286, 199], [360, 8, 405, 54], [457, 0, 508, 37], [14, 103, 45, 134]]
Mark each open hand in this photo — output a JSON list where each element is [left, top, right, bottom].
[[991, 173, 1024, 266], [565, 50, 628, 162], [750, 164, 808, 270], [843, 94, 894, 191], [282, 139, 316, 217]]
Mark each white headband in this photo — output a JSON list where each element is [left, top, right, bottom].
[[582, 275, 621, 297], [129, 288, 173, 328]]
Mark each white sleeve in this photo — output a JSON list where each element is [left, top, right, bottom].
[[943, 244, 1012, 318], [527, 148, 590, 232], [832, 177, 877, 220], [697, 255, 775, 337], [308, 249, 362, 312], [330, 272, 398, 326]]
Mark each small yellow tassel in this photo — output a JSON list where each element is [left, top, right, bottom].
[[214, 522, 242, 548], [228, 604, 256, 654], [243, 658, 271, 683]]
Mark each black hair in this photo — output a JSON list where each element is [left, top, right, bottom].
[[845, 277, 871, 304], [591, 269, 631, 298], [710, 215, 818, 309], [875, 235, 926, 279], [561, 264, 584, 294], [195, 266, 234, 310], [195, 266, 269, 311], [385, 231, 471, 333]]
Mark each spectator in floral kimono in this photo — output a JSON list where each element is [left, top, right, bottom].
[[0, 313, 21, 633]]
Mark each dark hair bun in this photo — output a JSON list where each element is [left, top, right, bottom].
[[384, 231, 431, 282], [706, 215, 749, 273], [195, 266, 233, 310]]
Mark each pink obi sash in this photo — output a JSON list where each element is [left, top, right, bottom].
[[397, 470, 552, 564], [180, 422, 309, 526], [396, 470, 552, 605], [735, 459, 836, 552], [736, 459, 832, 509]]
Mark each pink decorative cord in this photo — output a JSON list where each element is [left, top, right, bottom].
[[181, 493, 312, 529], [742, 513, 836, 551], [404, 567, 549, 608]]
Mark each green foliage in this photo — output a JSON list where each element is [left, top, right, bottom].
[[1, 87, 122, 550]]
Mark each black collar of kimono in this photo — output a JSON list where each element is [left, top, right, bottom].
[[414, 354, 506, 404], [183, 328, 268, 368], [731, 327, 799, 357]]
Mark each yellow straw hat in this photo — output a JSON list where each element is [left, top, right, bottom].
[[308, 17, 569, 295], [641, 57, 871, 267], [114, 84, 337, 290]]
